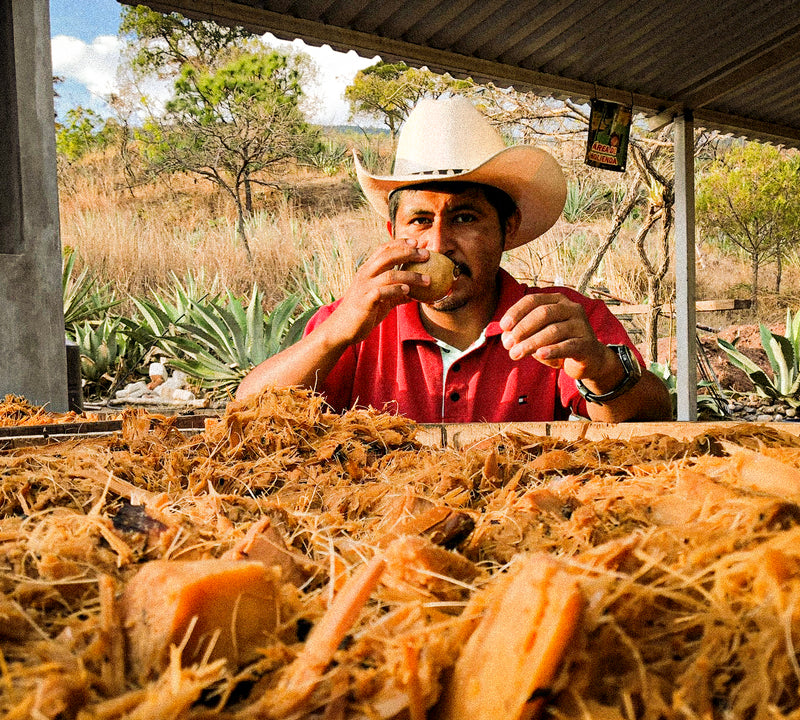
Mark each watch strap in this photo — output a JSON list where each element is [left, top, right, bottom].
[[576, 344, 642, 405]]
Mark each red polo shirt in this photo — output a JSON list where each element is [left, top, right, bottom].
[[303, 270, 640, 423]]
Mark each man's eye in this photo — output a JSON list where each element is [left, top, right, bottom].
[[454, 213, 477, 223], [409, 216, 431, 225]]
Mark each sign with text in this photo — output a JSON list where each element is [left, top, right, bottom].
[[585, 99, 632, 172]]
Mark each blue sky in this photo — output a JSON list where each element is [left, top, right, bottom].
[[50, 0, 122, 40], [49, 0, 378, 124]]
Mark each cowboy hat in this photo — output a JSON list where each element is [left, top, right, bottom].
[[354, 96, 567, 249]]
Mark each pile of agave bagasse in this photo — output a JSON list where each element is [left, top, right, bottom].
[[4, 387, 800, 719]]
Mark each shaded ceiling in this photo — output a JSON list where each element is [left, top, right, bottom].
[[123, 0, 800, 147]]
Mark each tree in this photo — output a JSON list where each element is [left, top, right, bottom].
[[697, 142, 800, 311], [345, 61, 472, 141], [118, 8, 320, 258], [139, 52, 318, 258], [55, 106, 117, 161], [465, 86, 651, 293], [470, 83, 589, 143], [119, 5, 255, 76], [629, 141, 674, 364]]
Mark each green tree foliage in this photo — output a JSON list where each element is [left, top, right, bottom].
[[345, 61, 472, 142], [697, 142, 800, 310], [138, 51, 319, 258], [119, 5, 254, 75], [55, 107, 117, 161]]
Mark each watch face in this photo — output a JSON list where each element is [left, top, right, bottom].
[[614, 344, 642, 379]]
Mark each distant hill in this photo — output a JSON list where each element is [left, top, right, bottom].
[[321, 124, 389, 137]]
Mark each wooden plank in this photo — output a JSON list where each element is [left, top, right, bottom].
[[610, 298, 751, 315], [0, 415, 211, 449], [418, 420, 800, 449], [6, 416, 800, 453]]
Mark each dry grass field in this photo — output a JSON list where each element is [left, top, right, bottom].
[[58, 152, 384, 309], [57, 142, 800, 336]]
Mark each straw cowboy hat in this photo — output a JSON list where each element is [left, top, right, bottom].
[[354, 95, 567, 249]]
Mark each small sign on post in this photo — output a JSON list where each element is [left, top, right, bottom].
[[585, 99, 632, 172]]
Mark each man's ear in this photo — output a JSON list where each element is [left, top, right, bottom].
[[503, 207, 523, 247]]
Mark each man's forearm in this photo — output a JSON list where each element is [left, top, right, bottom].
[[235, 325, 349, 401]]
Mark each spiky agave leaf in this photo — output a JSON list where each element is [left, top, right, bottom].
[[759, 324, 797, 397], [129, 281, 318, 397], [717, 337, 779, 399], [62, 248, 119, 333]]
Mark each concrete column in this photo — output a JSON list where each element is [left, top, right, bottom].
[[674, 112, 697, 421], [0, 0, 68, 411]]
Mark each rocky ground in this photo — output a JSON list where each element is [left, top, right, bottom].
[[723, 396, 799, 422]]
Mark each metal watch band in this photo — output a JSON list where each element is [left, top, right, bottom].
[[576, 344, 643, 405]]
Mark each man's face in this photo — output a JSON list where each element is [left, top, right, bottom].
[[389, 186, 516, 313]]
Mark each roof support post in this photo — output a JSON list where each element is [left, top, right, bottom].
[[0, 0, 68, 410], [674, 112, 697, 420]]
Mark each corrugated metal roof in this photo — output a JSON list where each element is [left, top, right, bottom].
[[123, 0, 800, 146]]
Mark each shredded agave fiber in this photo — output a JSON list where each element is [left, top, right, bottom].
[[2, 387, 800, 720]]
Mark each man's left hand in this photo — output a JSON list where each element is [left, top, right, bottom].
[[498, 293, 619, 384]]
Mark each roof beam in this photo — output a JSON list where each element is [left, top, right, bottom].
[[121, 0, 666, 107], [679, 23, 800, 108], [118, 0, 800, 147]]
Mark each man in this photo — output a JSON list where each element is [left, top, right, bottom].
[[237, 97, 671, 423]]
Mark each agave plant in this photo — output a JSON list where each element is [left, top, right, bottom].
[[289, 255, 338, 307], [163, 286, 318, 398], [72, 317, 133, 397], [306, 138, 348, 176], [119, 271, 221, 362], [562, 179, 603, 223], [717, 309, 800, 405], [62, 247, 118, 333], [649, 362, 727, 419]]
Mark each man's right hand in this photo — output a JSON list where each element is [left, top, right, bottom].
[[325, 238, 433, 347], [236, 238, 432, 401]]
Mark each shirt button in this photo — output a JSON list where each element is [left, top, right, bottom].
[[450, 391, 460, 402], [452, 362, 461, 372]]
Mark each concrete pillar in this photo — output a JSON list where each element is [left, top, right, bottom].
[[674, 112, 697, 421], [0, 0, 68, 411]]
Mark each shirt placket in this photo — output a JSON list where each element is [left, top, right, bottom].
[[442, 356, 468, 422]]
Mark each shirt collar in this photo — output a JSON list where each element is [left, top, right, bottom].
[[398, 269, 527, 342]]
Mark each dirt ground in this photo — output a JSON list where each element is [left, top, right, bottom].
[[648, 324, 781, 393]]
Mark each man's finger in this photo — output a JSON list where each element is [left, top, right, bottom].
[[361, 243, 428, 278], [500, 301, 574, 350], [509, 334, 586, 365], [376, 283, 412, 302], [499, 293, 561, 331]]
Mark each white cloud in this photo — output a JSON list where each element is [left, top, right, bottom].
[[51, 34, 121, 99], [262, 34, 379, 124], [50, 31, 379, 124], [310, 46, 382, 125]]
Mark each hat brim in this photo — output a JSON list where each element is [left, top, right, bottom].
[[354, 145, 567, 250]]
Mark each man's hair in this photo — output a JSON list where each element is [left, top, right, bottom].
[[388, 181, 518, 236]]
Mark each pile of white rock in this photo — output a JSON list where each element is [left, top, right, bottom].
[[725, 394, 800, 423], [115, 362, 196, 403]]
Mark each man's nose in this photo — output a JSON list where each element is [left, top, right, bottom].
[[421, 219, 451, 253]]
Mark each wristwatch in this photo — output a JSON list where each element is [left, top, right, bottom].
[[576, 344, 642, 405]]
